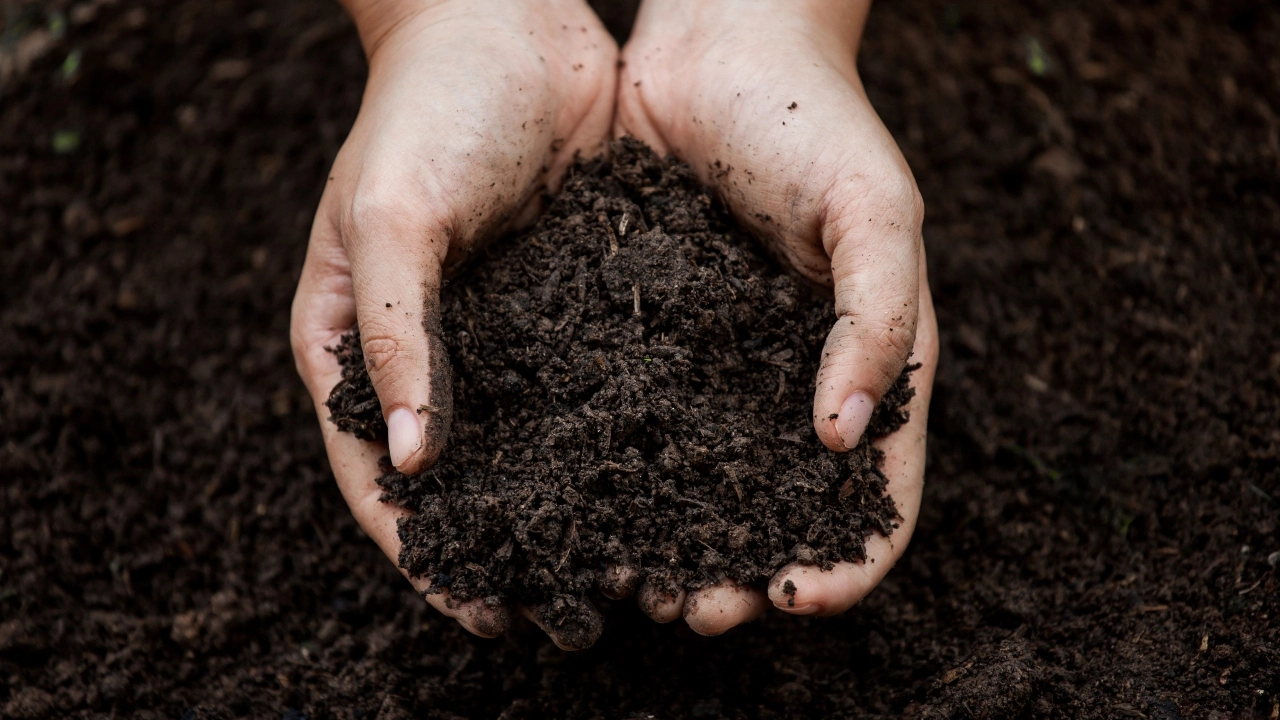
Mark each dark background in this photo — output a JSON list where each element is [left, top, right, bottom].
[[1, 0, 1277, 717]]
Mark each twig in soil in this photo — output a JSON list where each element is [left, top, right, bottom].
[[603, 213, 620, 255], [618, 212, 630, 237], [1246, 482, 1274, 503], [633, 284, 641, 316], [774, 369, 787, 405], [555, 519, 578, 572], [1237, 579, 1262, 596]]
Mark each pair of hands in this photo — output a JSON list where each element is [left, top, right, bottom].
[[290, 0, 938, 648]]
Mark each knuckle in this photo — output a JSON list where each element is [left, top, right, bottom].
[[881, 320, 917, 363], [889, 175, 925, 229], [838, 171, 924, 234], [823, 315, 918, 390], [359, 325, 409, 377], [287, 311, 331, 391], [868, 321, 917, 386], [288, 324, 312, 377], [855, 312, 916, 358], [343, 181, 453, 263], [346, 187, 419, 241], [869, 174, 924, 229]]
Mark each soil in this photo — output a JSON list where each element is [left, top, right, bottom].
[[325, 139, 915, 644], [1, 0, 1278, 719]]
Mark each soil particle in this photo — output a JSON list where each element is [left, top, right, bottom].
[[327, 139, 915, 633]]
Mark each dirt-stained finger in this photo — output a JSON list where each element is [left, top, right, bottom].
[[292, 253, 505, 641], [520, 595, 604, 651], [598, 563, 641, 600], [418, 587, 510, 638], [682, 581, 769, 636], [340, 196, 454, 475], [636, 582, 686, 624], [771, 268, 937, 617]]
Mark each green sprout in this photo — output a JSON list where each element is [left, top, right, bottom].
[[52, 129, 81, 154], [61, 49, 81, 79], [1116, 515, 1134, 538], [48, 11, 67, 39], [1024, 37, 1051, 77]]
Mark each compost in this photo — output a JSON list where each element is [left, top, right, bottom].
[[1, 0, 1277, 718], [325, 139, 914, 643]]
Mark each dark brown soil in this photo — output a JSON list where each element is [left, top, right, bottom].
[[325, 139, 914, 640], [2, 1, 1278, 718]]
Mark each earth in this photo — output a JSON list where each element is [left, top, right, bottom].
[[1, 0, 1277, 718]]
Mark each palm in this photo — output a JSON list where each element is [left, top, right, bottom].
[[292, 0, 618, 647], [613, 1, 939, 633]]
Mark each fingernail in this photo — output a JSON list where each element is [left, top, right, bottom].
[[387, 407, 422, 469], [835, 391, 875, 450]]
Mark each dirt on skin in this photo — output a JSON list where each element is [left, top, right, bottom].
[[1, 0, 1278, 718], [324, 139, 915, 646]]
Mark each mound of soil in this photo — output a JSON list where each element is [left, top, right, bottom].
[[325, 139, 914, 641]]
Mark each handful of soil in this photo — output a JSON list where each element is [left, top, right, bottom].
[[326, 139, 915, 645]]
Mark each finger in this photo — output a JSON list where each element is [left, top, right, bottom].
[[613, 25, 673, 155], [636, 582, 686, 624], [324, 414, 509, 637], [772, 268, 938, 615], [682, 581, 769, 636], [520, 598, 604, 651], [612, 82, 672, 155], [315, 362, 508, 638], [598, 563, 641, 600], [291, 226, 506, 638], [340, 197, 454, 475], [812, 173, 924, 452], [290, 213, 358, 403], [315, 363, 509, 637]]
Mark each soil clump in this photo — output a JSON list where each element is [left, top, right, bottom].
[[325, 139, 915, 641]]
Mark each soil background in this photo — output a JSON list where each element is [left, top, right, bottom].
[[1, 1, 1278, 718]]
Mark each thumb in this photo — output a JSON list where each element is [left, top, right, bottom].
[[344, 207, 454, 475], [812, 181, 923, 452]]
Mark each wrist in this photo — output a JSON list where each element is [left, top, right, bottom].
[[340, 0, 449, 59], [634, 0, 870, 51]]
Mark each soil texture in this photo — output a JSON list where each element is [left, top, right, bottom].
[[1, 0, 1278, 718], [326, 140, 914, 640]]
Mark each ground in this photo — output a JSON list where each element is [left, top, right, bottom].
[[0, 0, 1277, 718]]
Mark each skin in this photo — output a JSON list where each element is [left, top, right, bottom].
[[291, 0, 938, 645]]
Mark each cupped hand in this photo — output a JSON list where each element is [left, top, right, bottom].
[[290, 0, 617, 648], [616, 0, 939, 634]]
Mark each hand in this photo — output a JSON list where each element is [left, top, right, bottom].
[[616, 0, 939, 634], [290, 0, 617, 647]]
